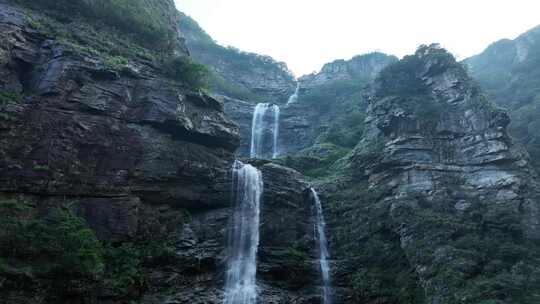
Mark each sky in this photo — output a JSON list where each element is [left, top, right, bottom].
[[174, 0, 540, 77]]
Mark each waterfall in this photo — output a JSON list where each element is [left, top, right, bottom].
[[287, 83, 300, 104], [272, 105, 280, 159], [310, 188, 333, 304], [249, 103, 280, 159], [224, 161, 264, 304]]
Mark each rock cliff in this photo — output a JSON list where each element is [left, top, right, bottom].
[[299, 52, 397, 90], [281, 52, 398, 155], [220, 52, 396, 157], [0, 2, 329, 303], [180, 13, 397, 158], [2, 2, 540, 303], [0, 1, 237, 302], [318, 45, 540, 303], [179, 12, 296, 104]]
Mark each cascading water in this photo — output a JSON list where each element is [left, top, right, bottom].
[[249, 103, 280, 159], [310, 188, 333, 304], [287, 83, 300, 104], [224, 161, 264, 304], [272, 105, 280, 159]]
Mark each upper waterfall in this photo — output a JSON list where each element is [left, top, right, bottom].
[[287, 83, 300, 104], [249, 103, 280, 159]]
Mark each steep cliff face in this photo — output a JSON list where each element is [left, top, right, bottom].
[[0, 1, 239, 302], [281, 53, 398, 155], [0, 0, 239, 210], [179, 12, 296, 104], [143, 162, 320, 304], [0, 2, 328, 303], [465, 25, 540, 171], [318, 45, 540, 303], [179, 13, 397, 159]]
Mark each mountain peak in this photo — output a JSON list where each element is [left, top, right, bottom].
[[375, 44, 479, 107]]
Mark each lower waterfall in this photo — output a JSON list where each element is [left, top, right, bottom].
[[311, 188, 333, 304], [224, 161, 264, 304]]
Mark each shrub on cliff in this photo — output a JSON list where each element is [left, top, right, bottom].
[[0, 198, 104, 279], [163, 56, 209, 89]]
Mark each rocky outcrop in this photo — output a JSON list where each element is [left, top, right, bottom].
[[0, 2, 239, 206], [299, 52, 397, 90], [319, 45, 540, 303]]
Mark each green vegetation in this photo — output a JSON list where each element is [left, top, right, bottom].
[[15, 0, 177, 48], [102, 243, 143, 295], [277, 143, 351, 179], [0, 197, 104, 279], [323, 180, 425, 303], [300, 79, 364, 113], [25, 12, 158, 63], [467, 28, 540, 173], [178, 11, 214, 46], [374, 45, 469, 127], [12, 3, 213, 90], [377, 51, 429, 98], [295, 79, 369, 149], [283, 246, 309, 262], [318, 109, 366, 148], [394, 199, 540, 303], [200, 44, 293, 100], [162, 56, 209, 89], [0, 91, 23, 105], [104, 55, 129, 71], [0, 196, 194, 299], [179, 12, 294, 100], [209, 72, 264, 102]]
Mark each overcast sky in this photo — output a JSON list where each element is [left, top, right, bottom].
[[174, 0, 540, 77]]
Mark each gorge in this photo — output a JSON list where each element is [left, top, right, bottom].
[[1, 1, 540, 304]]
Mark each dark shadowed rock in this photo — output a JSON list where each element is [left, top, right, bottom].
[[0, 2, 238, 303]]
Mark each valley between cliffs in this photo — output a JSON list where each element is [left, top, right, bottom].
[[1, 1, 540, 304]]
